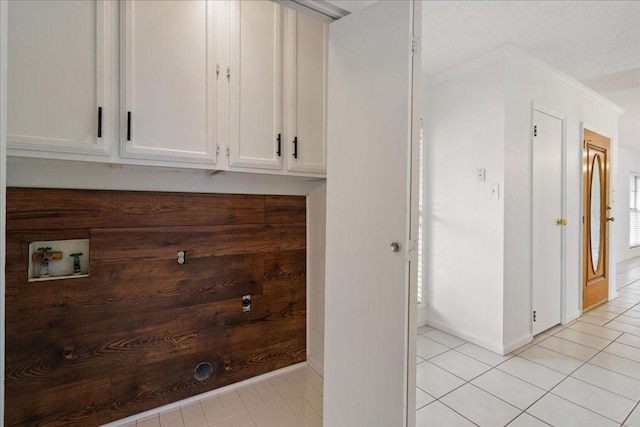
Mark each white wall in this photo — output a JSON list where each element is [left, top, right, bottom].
[[503, 49, 622, 350], [0, 1, 7, 423], [424, 46, 622, 354], [616, 147, 640, 262], [307, 183, 325, 374], [423, 57, 506, 353]]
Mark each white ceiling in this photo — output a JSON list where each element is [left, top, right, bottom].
[[324, 0, 640, 152]]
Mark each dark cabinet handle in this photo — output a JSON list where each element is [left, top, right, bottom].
[[277, 133, 281, 157], [293, 136, 298, 159], [127, 111, 131, 141], [97, 106, 102, 138]]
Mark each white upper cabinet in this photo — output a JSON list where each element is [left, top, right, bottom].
[[284, 10, 328, 174], [228, 0, 283, 170], [7, 0, 111, 157], [121, 0, 217, 164]]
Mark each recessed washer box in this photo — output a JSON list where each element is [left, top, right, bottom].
[[28, 239, 90, 282]]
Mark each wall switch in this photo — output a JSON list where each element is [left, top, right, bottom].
[[490, 183, 500, 199], [477, 168, 486, 182]]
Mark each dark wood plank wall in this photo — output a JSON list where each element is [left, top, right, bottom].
[[5, 188, 307, 426]]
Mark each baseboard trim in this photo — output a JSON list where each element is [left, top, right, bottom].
[[565, 311, 581, 323], [307, 356, 324, 377], [503, 333, 534, 354], [101, 362, 310, 427], [425, 318, 507, 355]]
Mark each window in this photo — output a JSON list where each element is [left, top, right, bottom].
[[630, 174, 640, 248]]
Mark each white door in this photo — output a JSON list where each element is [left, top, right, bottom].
[[532, 108, 564, 335], [229, 0, 283, 170], [7, 0, 110, 157], [121, 0, 217, 164], [325, 1, 417, 425]]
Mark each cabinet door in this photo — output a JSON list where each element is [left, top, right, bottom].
[[7, 0, 110, 157], [229, 1, 282, 170], [121, 0, 217, 164], [284, 11, 327, 174]]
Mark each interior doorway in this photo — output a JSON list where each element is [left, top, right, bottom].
[[583, 128, 612, 311]]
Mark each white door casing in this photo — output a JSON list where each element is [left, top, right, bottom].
[[325, 1, 417, 425], [532, 107, 565, 335]]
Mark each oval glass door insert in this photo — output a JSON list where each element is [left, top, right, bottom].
[[590, 155, 602, 272]]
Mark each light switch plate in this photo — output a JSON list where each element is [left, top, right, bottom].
[[477, 168, 486, 182], [490, 183, 500, 199]]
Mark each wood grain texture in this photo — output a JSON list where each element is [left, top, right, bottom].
[[5, 188, 307, 426]]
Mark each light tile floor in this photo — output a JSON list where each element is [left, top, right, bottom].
[[119, 365, 323, 427], [120, 260, 640, 427], [416, 260, 640, 426]]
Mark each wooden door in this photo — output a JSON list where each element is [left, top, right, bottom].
[[284, 9, 328, 174], [325, 1, 417, 425], [7, 0, 110, 157], [229, 0, 283, 170], [121, 0, 217, 164], [532, 109, 564, 334], [583, 129, 611, 311]]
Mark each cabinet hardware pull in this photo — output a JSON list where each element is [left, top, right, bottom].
[[277, 133, 281, 157], [97, 106, 102, 138], [293, 136, 298, 159], [127, 111, 132, 141]]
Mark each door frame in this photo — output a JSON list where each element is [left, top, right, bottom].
[[580, 123, 617, 312], [1, 0, 7, 423], [530, 103, 567, 333]]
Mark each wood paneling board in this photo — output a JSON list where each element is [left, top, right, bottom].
[[6, 188, 266, 230], [5, 189, 306, 426], [265, 195, 306, 224]]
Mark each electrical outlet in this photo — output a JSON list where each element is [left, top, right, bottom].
[[477, 168, 486, 182], [490, 183, 500, 199], [242, 295, 251, 312]]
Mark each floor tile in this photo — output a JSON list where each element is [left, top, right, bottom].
[[617, 333, 640, 348], [418, 325, 434, 334], [416, 401, 475, 427], [253, 415, 279, 427], [497, 356, 566, 390], [204, 407, 229, 424], [583, 310, 620, 321], [416, 387, 434, 410], [416, 335, 449, 360], [456, 342, 512, 366], [429, 350, 491, 380], [300, 413, 323, 427], [138, 416, 161, 427], [616, 314, 640, 325], [227, 411, 254, 427], [592, 304, 628, 315], [511, 342, 535, 355], [608, 300, 636, 309], [440, 383, 521, 426], [554, 328, 612, 349], [604, 341, 640, 362], [507, 412, 550, 426], [625, 403, 640, 427], [159, 409, 183, 426], [579, 313, 610, 326], [472, 369, 546, 410], [607, 321, 640, 336], [180, 402, 204, 420], [519, 345, 583, 374], [624, 309, 640, 319], [527, 394, 618, 427], [201, 396, 224, 413], [571, 363, 640, 400], [589, 351, 640, 380], [551, 377, 637, 423], [573, 320, 626, 339], [183, 414, 207, 427], [416, 361, 465, 398], [537, 336, 598, 361], [422, 329, 467, 348]]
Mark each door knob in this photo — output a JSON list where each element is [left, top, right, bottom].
[[556, 218, 568, 226], [390, 242, 400, 252], [606, 217, 615, 222]]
